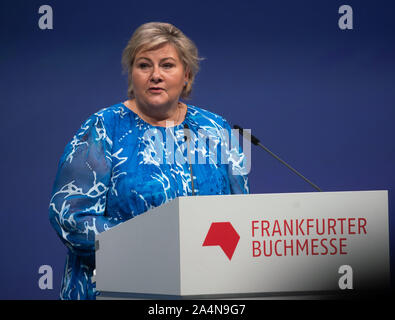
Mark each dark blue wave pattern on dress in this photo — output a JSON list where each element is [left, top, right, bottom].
[[49, 102, 249, 300]]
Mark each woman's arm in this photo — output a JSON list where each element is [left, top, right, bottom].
[[49, 114, 119, 256]]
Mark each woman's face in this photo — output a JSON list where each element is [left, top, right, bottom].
[[131, 43, 188, 111]]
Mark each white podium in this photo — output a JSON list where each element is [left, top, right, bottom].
[[95, 191, 390, 299]]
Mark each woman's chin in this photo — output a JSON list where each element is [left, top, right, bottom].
[[142, 96, 173, 109]]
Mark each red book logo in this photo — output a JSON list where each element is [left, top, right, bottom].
[[202, 222, 240, 260]]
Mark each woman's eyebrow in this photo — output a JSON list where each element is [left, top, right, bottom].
[[160, 57, 177, 62], [135, 56, 177, 63], [135, 57, 151, 62]]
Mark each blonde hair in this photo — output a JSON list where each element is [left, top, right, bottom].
[[121, 22, 202, 100]]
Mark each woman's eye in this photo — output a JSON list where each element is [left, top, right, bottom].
[[138, 63, 150, 69], [162, 63, 174, 69]]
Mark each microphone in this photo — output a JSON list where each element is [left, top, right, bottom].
[[233, 124, 322, 192], [184, 123, 196, 196]]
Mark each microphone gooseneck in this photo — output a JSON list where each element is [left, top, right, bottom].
[[233, 124, 322, 192], [183, 123, 195, 196]]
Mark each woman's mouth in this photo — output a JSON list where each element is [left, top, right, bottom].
[[148, 87, 164, 93]]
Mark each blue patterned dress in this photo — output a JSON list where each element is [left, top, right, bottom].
[[49, 102, 249, 300]]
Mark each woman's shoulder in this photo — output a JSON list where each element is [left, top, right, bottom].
[[79, 102, 132, 133], [186, 104, 229, 129], [72, 102, 132, 142], [93, 102, 131, 123]]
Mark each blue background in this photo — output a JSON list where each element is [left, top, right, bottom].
[[0, 0, 394, 299]]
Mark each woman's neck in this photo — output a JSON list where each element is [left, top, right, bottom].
[[124, 99, 186, 127]]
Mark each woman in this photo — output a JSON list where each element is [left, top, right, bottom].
[[49, 22, 249, 300]]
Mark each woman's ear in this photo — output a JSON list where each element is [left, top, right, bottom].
[[184, 67, 190, 83]]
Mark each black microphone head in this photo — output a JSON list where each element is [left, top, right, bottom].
[[233, 124, 260, 145], [184, 123, 189, 141]]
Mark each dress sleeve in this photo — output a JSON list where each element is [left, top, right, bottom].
[[49, 114, 118, 256], [222, 119, 250, 194]]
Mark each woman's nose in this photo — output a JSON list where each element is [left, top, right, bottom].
[[150, 65, 162, 83]]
